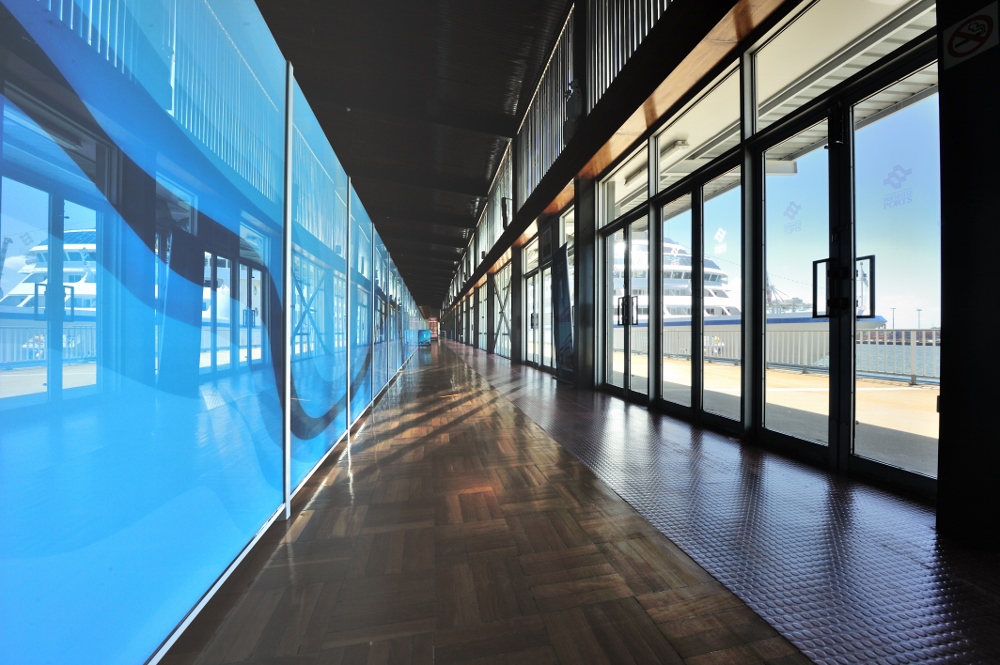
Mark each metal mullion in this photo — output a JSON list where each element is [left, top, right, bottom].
[[281, 60, 294, 520], [741, 48, 762, 442], [345, 178, 352, 430], [829, 101, 855, 471], [648, 150, 662, 398], [691, 186, 705, 415]]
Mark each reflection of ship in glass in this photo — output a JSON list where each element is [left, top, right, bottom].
[[0, 229, 98, 319], [613, 237, 886, 331]]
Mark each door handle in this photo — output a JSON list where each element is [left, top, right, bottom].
[[64, 285, 76, 322], [631, 296, 639, 326], [616, 297, 623, 326], [34, 283, 44, 320]]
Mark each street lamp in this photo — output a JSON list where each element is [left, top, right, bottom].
[[917, 308, 922, 330], [890, 307, 896, 329]]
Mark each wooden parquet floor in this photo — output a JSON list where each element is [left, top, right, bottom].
[[163, 345, 811, 665]]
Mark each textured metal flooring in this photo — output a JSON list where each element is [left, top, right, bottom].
[[447, 342, 1000, 665]]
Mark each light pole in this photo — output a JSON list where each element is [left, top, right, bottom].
[[890, 307, 896, 329], [917, 308, 922, 330]]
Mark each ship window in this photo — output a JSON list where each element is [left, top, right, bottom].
[[714, 289, 728, 298], [84, 273, 96, 283], [24, 273, 47, 283], [65, 274, 86, 283], [728, 306, 741, 315], [0, 294, 29, 306], [67, 252, 83, 262]]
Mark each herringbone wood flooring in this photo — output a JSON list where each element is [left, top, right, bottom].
[[162, 345, 810, 665]]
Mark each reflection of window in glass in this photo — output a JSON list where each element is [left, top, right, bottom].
[[754, 0, 936, 131], [656, 66, 740, 193], [524, 238, 539, 273], [601, 145, 648, 224]]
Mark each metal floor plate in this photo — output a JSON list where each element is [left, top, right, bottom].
[[449, 343, 1000, 665]]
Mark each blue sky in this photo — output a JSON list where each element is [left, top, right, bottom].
[[761, 95, 941, 329]]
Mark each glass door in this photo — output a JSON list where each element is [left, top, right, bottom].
[[541, 267, 553, 369], [603, 217, 649, 396], [238, 261, 267, 368], [525, 272, 539, 365], [628, 218, 649, 395], [850, 65, 940, 478], [605, 228, 626, 389], [763, 120, 831, 447]]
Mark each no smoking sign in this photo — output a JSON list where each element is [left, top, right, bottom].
[[943, 2, 999, 69]]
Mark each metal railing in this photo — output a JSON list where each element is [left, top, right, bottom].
[[587, 0, 670, 112], [0, 325, 97, 367], [613, 326, 942, 383]]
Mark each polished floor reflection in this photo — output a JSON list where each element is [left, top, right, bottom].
[[163, 343, 808, 665], [452, 343, 1000, 664]]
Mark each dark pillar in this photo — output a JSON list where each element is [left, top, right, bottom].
[[936, 0, 1000, 546], [487, 273, 496, 354], [511, 247, 524, 362], [574, 176, 596, 388]]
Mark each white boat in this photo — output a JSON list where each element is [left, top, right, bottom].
[[0, 229, 98, 320], [614, 237, 887, 332]]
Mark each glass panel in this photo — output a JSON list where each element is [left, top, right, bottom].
[[764, 120, 829, 445], [606, 229, 626, 388], [542, 267, 553, 368], [62, 200, 98, 391], [526, 275, 537, 363], [215, 257, 232, 369], [755, 0, 936, 131], [350, 189, 373, 414], [602, 145, 649, 224], [0, 177, 50, 400], [250, 267, 264, 364], [629, 217, 650, 395], [525, 238, 539, 273], [657, 67, 740, 193], [703, 169, 742, 419], [852, 66, 940, 477], [239, 263, 251, 366], [0, 2, 286, 662], [201, 252, 213, 371], [661, 196, 693, 405], [478, 283, 488, 351]]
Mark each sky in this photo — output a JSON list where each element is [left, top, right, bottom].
[[762, 96, 941, 329]]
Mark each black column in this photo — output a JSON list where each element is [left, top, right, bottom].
[[936, 1, 1000, 546], [487, 273, 496, 354], [511, 248, 524, 362], [574, 176, 596, 388]]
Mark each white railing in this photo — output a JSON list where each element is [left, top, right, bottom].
[[637, 326, 941, 383], [856, 328, 941, 384], [0, 325, 97, 366]]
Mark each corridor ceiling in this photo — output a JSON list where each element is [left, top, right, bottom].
[[255, 0, 573, 307]]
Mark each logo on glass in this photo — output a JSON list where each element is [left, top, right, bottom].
[[883, 165, 912, 189], [883, 165, 913, 209]]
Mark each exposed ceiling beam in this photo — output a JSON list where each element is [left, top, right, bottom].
[[349, 163, 490, 199], [378, 228, 469, 249], [368, 208, 479, 230], [307, 95, 517, 140]]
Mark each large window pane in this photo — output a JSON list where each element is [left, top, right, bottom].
[[289, 80, 349, 489], [764, 120, 829, 445], [661, 195, 693, 405], [852, 66, 940, 477], [602, 145, 649, 224], [0, 2, 286, 663], [703, 169, 742, 420], [755, 0, 936, 131], [656, 67, 740, 193]]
